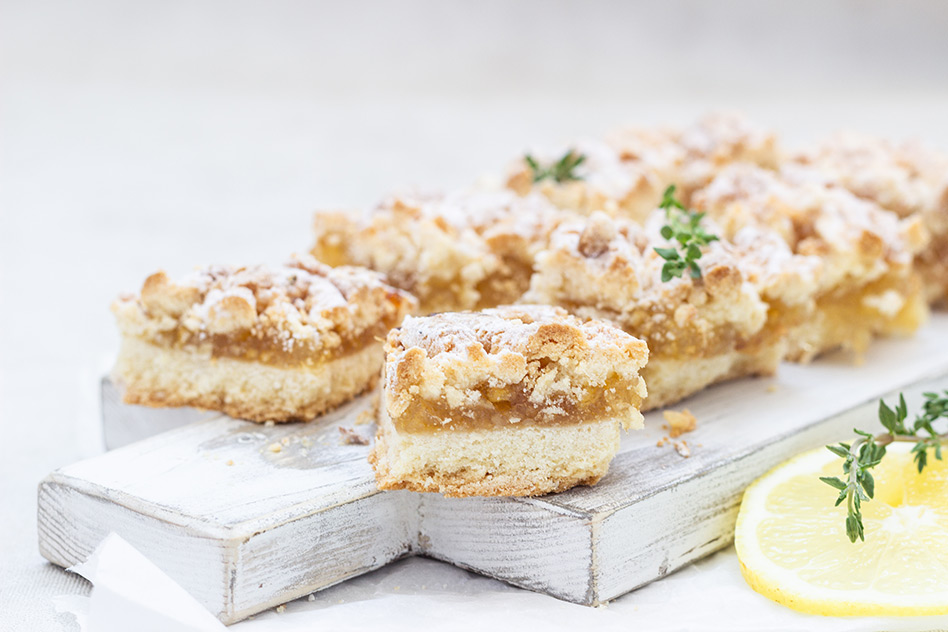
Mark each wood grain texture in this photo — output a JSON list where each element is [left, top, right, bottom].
[[38, 315, 948, 623]]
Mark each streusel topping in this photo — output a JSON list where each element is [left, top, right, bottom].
[[693, 164, 926, 291], [607, 111, 781, 204], [314, 190, 575, 312], [375, 189, 572, 256], [384, 305, 649, 418], [793, 131, 948, 218], [506, 137, 671, 220], [677, 111, 780, 166], [312, 198, 500, 313], [113, 254, 416, 357]]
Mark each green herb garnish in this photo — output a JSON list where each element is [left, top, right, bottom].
[[820, 390, 948, 543], [653, 185, 719, 282], [524, 150, 586, 183]]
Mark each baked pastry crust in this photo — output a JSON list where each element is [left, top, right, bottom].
[[693, 163, 929, 361], [370, 305, 649, 497], [524, 211, 818, 409], [793, 132, 948, 305], [112, 254, 415, 422], [312, 190, 572, 313]]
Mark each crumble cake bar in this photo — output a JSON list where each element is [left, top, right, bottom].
[[112, 255, 415, 422], [369, 305, 649, 497], [524, 212, 818, 410], [312, 190, 573, 313], [693, 163, 928, 362], [793, 132, 948, 305]]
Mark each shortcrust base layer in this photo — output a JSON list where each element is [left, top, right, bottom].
[[113, 337, 382, 422], [642, 343, 785, 411], [370, 407, 630, 497]]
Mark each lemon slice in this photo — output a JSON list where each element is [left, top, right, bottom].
[[735, 442, 948, 615]]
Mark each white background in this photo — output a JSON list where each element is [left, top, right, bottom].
[[4, 1, 948, 630]]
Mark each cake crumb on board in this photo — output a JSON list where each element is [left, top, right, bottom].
[[674, 441, 691, 458], [663, 408, 697, 438], [339, 426, 370, 445]]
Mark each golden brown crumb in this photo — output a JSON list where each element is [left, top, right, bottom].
[[663, 408, 697, 438], [225, 459, 234, 466], [339, 426, 370, 446], [267, 442, 282, 454], [674, 440, 691, 458]]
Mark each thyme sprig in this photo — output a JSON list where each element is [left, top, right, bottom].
[[653, 185, 719, 282], [820, 390, 948, 543], [524, 150, 586, 183]]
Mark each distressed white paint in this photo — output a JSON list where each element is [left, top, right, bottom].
[[38, 315, 948, 624]]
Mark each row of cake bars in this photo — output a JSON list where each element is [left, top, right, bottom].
[[109, 112, 947, 493]]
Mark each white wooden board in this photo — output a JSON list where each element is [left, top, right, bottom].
[[38, 315, 948, 624]]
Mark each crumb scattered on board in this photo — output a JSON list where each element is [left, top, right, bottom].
[[766, 384, 779, 393], [275, 604, 286, 614], [267, 442, 282, 453], [655, 409, 696, 458], [662, 408, 697, 438], [339, 426, 370, 445]]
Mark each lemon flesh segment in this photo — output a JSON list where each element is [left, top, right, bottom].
[[735, 443, 948, 616]]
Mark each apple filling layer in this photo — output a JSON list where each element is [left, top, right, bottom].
[[392, 375, 644, 434], [142, 314, 403, 368]]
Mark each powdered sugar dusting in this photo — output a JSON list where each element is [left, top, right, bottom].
[[114, 254, 416, 353]]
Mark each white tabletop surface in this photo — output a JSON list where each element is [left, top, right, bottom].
[[4, 1, 948, 630]]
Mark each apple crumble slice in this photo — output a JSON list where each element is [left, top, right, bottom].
[[369, 305, 649, 497], [524, 211, 818, 410], [693, 163, 929, 361], [793, 132, 948, 305], [112, 255, 416, 422], [312, 190, 572, 313]]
